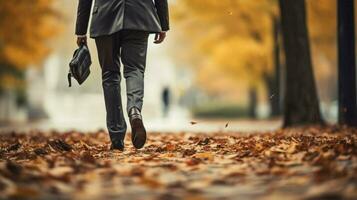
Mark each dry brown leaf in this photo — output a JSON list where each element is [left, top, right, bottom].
[[0, 127, 356, 199], [48, 166, 73, 177], [193, 152, 214, 161]]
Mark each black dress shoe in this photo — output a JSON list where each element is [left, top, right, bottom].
[[110, 140, 125, 151], [129, 107, 146, 149]]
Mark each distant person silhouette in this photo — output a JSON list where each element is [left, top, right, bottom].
[[162, 87, 170, 118]]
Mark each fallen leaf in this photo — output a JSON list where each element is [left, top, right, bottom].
[[48, 139, 72, 152], [193, 152, 214, 161], [48, 166, 73, 177]]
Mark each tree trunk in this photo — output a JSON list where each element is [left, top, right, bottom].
[[337, 0, 357, 126], [248, 86, 257, 119], [279, 0, 323, 127]]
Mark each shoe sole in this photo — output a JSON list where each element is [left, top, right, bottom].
[[131, 118, 146, 149]]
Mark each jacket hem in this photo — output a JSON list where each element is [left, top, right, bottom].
[[89, 28, 162, 38]]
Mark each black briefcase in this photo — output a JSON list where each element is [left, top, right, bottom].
[[68, 44, 92, 87]]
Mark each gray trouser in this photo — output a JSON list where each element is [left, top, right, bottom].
[[95, 30, 149, 142]]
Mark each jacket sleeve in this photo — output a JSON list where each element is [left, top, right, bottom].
[[154, 0, 170, 31], [75, 0, 93, 35]]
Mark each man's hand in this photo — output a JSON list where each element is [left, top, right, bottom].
[[154, 32, 166, 44], [77, 36, 87, 46]]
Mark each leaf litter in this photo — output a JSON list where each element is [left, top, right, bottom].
[[0, 126, 356, 199]]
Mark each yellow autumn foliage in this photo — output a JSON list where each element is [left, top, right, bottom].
[[172, 0, 338, 101], [0, 74, 25, 90], [0, 0, 60, 70], [172, 0, 276, 95]]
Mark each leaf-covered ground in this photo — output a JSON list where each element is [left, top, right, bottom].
[[0, 126, 356, 200]]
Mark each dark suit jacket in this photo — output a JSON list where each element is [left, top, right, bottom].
[[76, 0, 169, 38]]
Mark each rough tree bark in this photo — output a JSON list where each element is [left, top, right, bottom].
[[279, 0, 323, 127], [337, 0, 357, 126]]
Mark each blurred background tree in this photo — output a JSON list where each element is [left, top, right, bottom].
[[337, 0, 357, 126], [0, 0, 60, 121], [172, 0, 338, 124], [173, 0, 278, 119]]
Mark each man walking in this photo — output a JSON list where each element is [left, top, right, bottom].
[[75, 0, 169, 151]]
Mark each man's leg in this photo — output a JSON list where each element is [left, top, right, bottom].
[[121, 30, 149, 149], [95, 33, 127, 149], [120, 30, 149, 113]]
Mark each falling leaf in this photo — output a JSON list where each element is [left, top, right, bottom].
[[190, 121, 198, 125]]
